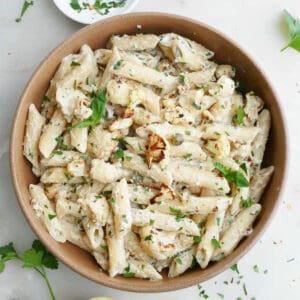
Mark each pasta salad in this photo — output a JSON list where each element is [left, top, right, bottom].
[[23, 33, 274, 280]]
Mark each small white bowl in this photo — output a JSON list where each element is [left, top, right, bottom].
[[53, 0, 140, 24]]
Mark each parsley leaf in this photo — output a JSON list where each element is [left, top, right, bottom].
[[123, 272, 135, 278], [233, 106, 245, 125], [123, 264, 135, 278], [241, 197, 252, 208], [15, 1, 34, 22], [114, 149, 124, 159], [282, 10, 300, 52], [71, 90, 106, 129], [113, 59, 123, 70], [211, 238, 221, 249], [56, 132, 67, 145], [214, 162, 249, 187], [240, 162, 247, 174], [283, 9, 300, 39], [70, 0, 82, 12], [178, 74, 185, 84], [70, 61, 81, 67], [193, 236, 202, 244], [144, 235, 153, 241], [23, 249, 43, 268], [169, 206, 186, 221], [0, 243, 17, 257]]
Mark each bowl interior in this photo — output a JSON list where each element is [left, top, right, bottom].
[[10, 13, 287, 292]]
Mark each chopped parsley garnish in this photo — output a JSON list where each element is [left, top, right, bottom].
[[113, 59, 123, 70], [149, 219, 155, 225], [48, 214, 56, 220], [185, 130, 191, 136], [232, 106, 245, 125], [178, 74, 185, 84], [103, 190, 112, 196], [193, 102, 201, 110], [15, 1, 34, 23], [107, 198, 115, 204], [198, 220, 206, 228], [70, 61, 81, 67], [53, 150, 63, 155], [123, 264, 135, 278], [241, 197, 252, 208], [193, 236, 202, 244], [216, 217, 221, 226], [43, 95, 51, 102], [100, 245, 108, 251], [211, 238, 221, 249], [71, 90, 106, 129], [55, 136, 68, 150], [183, 153, 193, 161], [114, 149, 124, 159], [144, 235, 153, 241], [240, 162, 248, 174], [125, 156, 132, 161], [175, 257, 182, 264], [64, 173, 73, 181], [214, 162, 249, 187]]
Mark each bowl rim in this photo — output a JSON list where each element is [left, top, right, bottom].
[[10, 12, 289, 293]]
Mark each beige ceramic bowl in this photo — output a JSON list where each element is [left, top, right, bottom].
[[10, 13, 288, 292]]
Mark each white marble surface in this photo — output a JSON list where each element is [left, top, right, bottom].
[[0, 0, 299, 299]]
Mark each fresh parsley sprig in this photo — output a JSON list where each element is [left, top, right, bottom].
[[281, 9, 300, 52], [214, 162, 249, 188], [71, 90, 106, 129], [0, 240, 58, 300]]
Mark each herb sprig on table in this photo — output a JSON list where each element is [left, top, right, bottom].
[[281, 9, 300, 52], [0, 240, 58, 300]]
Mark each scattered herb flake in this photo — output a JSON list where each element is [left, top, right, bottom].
[[179, 74, 185, 84], [193, 236, 202, 244], [113, 59, 123, 70], [241, 197, 252, 208], [15, 1, 34, 23], [114, 149, 124, 159], [243, 283, 248, 296], [211, 238, 221, 249], [233, 106, 245, 125], [240, 162, 248, 174], [70, 61, 81, 67], [48, 214, 56, 220], [253, 264, 259, 273], [230, 263, 240, 274]]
